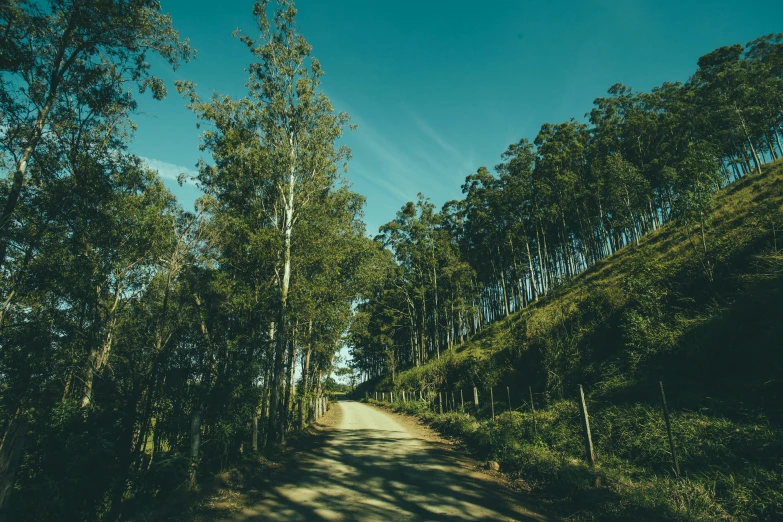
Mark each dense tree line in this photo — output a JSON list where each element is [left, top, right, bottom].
[[350, 34, 783, 383], [0, 1, 375, 519]]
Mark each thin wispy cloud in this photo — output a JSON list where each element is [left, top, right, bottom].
[[344, 117, 420, 202], [139, 156, 197, 184], [406, 108, 465, 162], [404, 107, 479, 175]]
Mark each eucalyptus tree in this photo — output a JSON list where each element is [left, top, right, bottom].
[[0, 154, 183, 518], [692, 44, 767, 173], [285, 186, 374, 429], [495, 139, 543, 300], [179, 0, 353, 443], [378, 195, 449, 364], [0, 0, 193, 272]]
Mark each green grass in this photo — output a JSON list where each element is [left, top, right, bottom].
[[369, 161, 783, 521]]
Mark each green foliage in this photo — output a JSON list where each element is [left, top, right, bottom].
[[372, 160, 783, 520], [0, 1, 374, 519]]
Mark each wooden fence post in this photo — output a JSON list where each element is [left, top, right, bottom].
[[529, 386, 537, 437], [473, 386, 479, 415], [660, 381, 681, 477], [578, 385, 596, 466], [439, 392, 443, 416], [490, 388, 495, 420]]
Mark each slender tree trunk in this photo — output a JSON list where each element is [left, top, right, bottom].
[[774, 127, 783, 158], [735, 105, 762, 173], [0, 410, 28, 515], [188, 410, 201, 487], [282, 323, 298, 442], [431, 258, 440, 359], [269, 168, 295, 443], [767, 133, 778, 161], [496, 248, 510, 317]]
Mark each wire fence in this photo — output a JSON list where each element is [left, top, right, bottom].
[[368, 381, 681, 475]]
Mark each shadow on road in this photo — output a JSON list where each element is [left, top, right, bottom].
[[205, 400, 550, 521]]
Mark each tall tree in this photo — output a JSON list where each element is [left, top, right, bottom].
[[0, 0, 193, 272]]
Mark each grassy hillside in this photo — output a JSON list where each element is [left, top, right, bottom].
[[368, 160, 783, 521]]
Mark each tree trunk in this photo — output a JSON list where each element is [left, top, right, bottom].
[[497, 248, 510, 317], [269, 165, 296, 443], [0, 410, 28, 516], [188, 410, 202, 488], [525, 238, 539, 300], [735, 105, 762, 174]]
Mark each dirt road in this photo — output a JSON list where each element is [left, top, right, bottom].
[[230, 400, 551, 521]]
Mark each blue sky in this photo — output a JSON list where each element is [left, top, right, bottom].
[[133, 0, 783, 235]]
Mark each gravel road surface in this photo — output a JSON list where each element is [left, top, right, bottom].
[[230, 400, 552, 521]]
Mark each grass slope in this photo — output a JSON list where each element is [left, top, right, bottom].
[[370, 160, 783, 521]]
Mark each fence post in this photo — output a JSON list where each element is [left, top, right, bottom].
[[460, 389, 465, 413], [490, 388, 495, 420], [529, 386, 537, 437], [439, 392, 443, 416], [578, 385, 596, 466], [473, 386, 479, 415], [660, 381, 681, 477], [391, 391, 394, 402]]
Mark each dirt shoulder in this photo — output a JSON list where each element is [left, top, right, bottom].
[[147, 404, 343, 522]]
